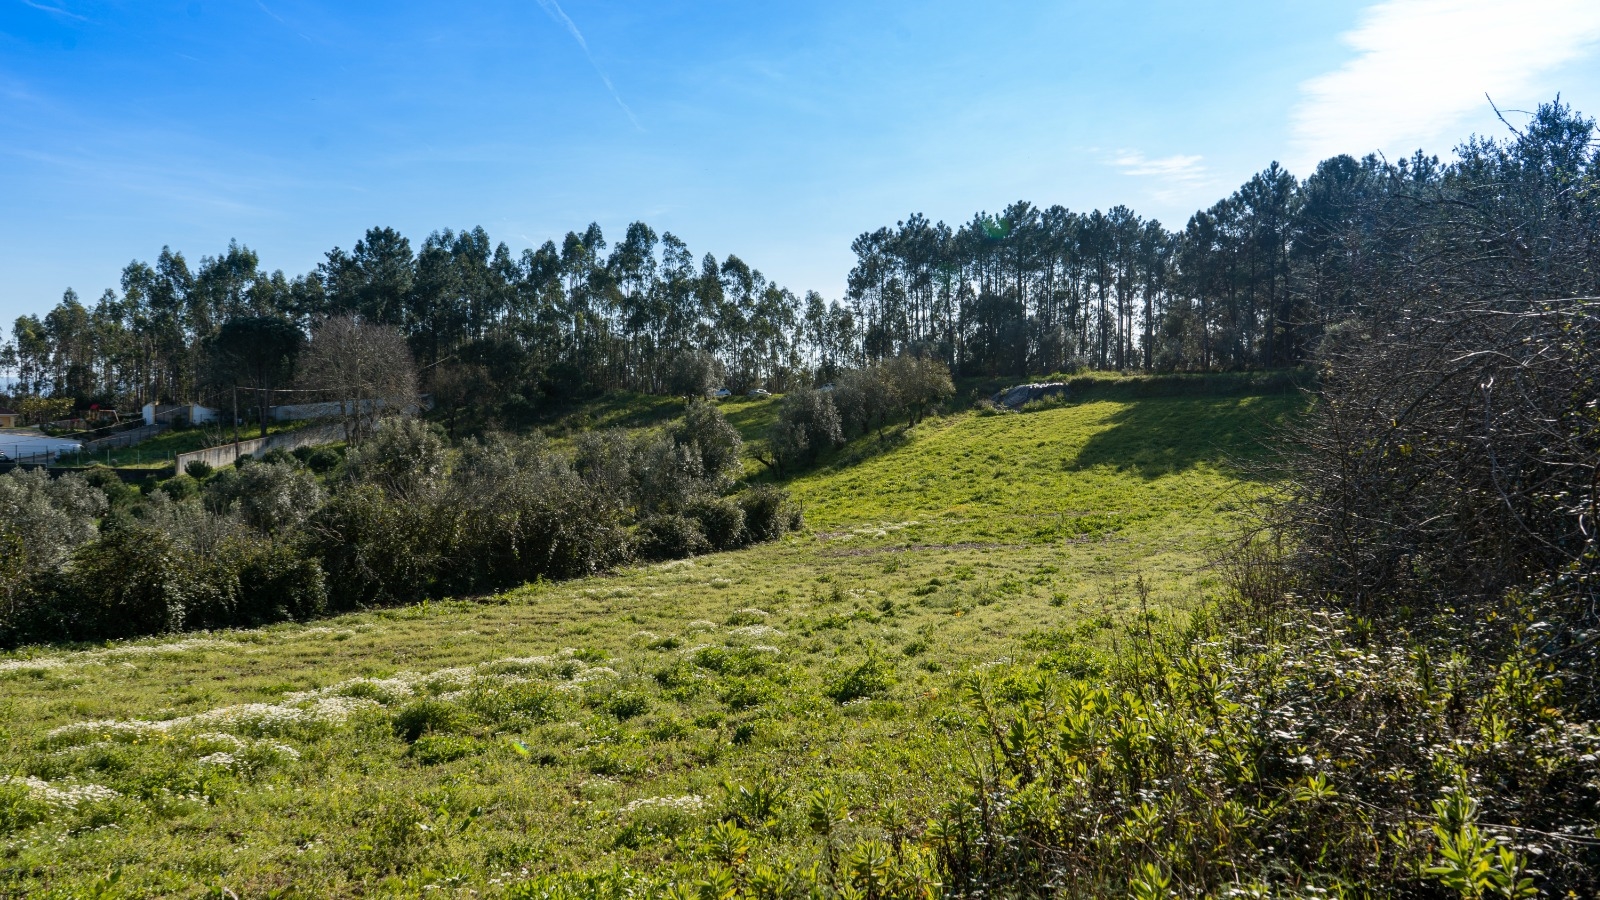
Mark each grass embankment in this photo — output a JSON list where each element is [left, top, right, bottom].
[[0, 391, 1300, 897]]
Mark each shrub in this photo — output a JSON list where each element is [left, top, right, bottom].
[[1280, 299, 1600, 624], [233, 541, 327, 625], [767, 386, 843, 472], [259, 448, 295, 466], [82, 467, 140, 511], [204, 458, 324, 534], [346, 417, 448, 500], [184, 460, 214, 480], [305, 484, 440, 608], [634, 514, 711, 561], [0, 469, 106, 572], [686, 496, 746, 551], [306, 447, 341, 474], [676, 399, 743, 490], [157, 474, 200, 503], [937, 601, 1600, 897], [441, 443, 633, 592], [631, 436, 706, 514], [58, 526, 187, 640], [738, 485, 801, 543]]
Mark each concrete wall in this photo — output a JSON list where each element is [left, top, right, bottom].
[[174, 422, 344, 472], [143, 403, 219, 427], [81, 423, 168, 452]]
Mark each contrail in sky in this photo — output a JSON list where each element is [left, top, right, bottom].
[[534, 0, 642, 131], [19, 0, 88, 22]]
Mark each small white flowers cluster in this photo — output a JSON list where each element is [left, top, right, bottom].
[[0, 657, 66, 674], [621, 794, 706, 814], [733, 607, 770, 620], [46, 719, 169, 745], [747, 645, 783, 655], [729, 625, 784, 640], [686, 620, 718, 632], [196, 740, 300, 771], [2, 637, 243, 676], [186, 732, 248, 753], [483, 655, 561, 676], [40, 646, 624, 771], [3, 775, 120, 809]]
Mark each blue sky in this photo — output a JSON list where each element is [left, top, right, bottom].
[[3, 0, 1599, 327]]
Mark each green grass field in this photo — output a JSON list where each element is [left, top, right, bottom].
[[0, 390, 1301, 897]]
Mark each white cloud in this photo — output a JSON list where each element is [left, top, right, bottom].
[[1110, 150, 1213, 205], [1291, 0, 1600, 170], [1113, 151, 1208, 182]]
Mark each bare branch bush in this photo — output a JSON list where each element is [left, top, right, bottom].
[[1275, 298, 1600, 697]]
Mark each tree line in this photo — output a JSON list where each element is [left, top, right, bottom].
[[3, 99, 1597, 423]]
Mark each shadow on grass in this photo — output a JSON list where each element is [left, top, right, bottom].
[[1066, 395, 1304, 480]]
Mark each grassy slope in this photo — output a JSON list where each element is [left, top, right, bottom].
[[58, 421, 318, 470], [0, 392, 1301, 898]]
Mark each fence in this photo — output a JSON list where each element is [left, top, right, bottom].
[[0, 448, 61, 466], [174, 423, 344, 472], [80, 422, 168, 452]]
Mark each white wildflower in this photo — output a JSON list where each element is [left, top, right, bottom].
[[621, 794, 706, 814]]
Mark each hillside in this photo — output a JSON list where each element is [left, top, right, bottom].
[[0, 391, 1298, 897]]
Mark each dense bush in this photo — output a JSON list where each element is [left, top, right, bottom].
[[204, 457, 325, 533], [56, 527, 187, 640], [737, 484, 802, 543], [306, 447, 342, 474], [685, 496, 746, 551], [677, 398, 744, 490], [633, 513, 711, 561], [767, 386, 844, 472], [0, 469, 105, 572], [1281, 300, 1600, 620], [0, 405, 796, 649], [304, 483, 442, 608], [440, 440, 633, 592]]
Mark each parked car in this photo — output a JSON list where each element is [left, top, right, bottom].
[[747, 389, 771, 398], [0, 450, 8, 462], [709, 388, 732, 399]]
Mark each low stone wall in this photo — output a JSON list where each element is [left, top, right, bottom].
[[174, 423, 344, 472]]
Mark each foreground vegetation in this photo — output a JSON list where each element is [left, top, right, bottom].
[[5, 338, 1599, 897]]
